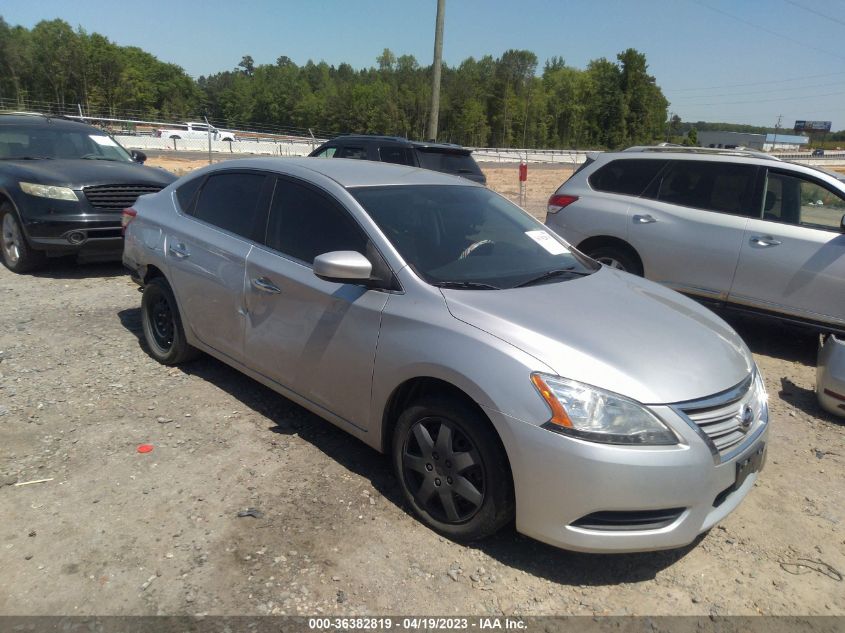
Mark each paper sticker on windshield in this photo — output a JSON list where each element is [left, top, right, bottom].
[[525, 230, 568, 255], [90, 135, 118, 147]]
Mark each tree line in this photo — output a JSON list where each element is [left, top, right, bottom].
[[0, 17, 673, 148]]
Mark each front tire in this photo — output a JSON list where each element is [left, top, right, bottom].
[[141, 277, 199, 365], [392, 395, 513, 541], [1, 203, 45, 273]]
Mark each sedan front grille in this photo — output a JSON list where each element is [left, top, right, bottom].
[[674, 374, 763, 459], [83, 184, 163, 210]]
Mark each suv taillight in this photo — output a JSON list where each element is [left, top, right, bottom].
[[121, 208, 137, 235], [547, 194, 579, 214]]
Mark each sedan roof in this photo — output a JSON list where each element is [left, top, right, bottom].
[[206, 157, 482, 188]]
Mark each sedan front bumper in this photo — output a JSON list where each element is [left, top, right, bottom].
[[488, 406, 768, 553]]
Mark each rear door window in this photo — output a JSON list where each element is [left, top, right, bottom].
[[653, 160, 758, 217], [588, 159, 667, 196], [378, 145, 415, 166], [191, 172, 267, 240]]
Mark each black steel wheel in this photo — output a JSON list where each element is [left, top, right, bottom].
[[393, 395, 513, 541], [141, 277, 199, 365]]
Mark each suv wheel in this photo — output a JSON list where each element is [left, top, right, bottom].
[[1, 203, 46, 273], [392, 395, 513, 541], [587, 245, 643, 275], [141, 277, 200, 365]]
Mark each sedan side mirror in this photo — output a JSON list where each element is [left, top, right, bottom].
[[841, 213, 845, 232], [313, 251, 372, 284], [130, 150, 147, 164]]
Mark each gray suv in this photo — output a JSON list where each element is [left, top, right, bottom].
[[545, 146, 845, 332], [124, 158, 767, 553]]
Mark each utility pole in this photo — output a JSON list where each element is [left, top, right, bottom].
[[772, 114, 782, 151], [427, 0, 445, 142]]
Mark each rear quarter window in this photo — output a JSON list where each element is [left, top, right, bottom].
[[175, 176, 204, 213], [588, 159, 667, 196]]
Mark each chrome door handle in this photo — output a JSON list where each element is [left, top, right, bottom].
[[633, 214, 657, 224], [750, 235, 782, 247], [251, 277, 281, 294], [168, 243, 189, 259]]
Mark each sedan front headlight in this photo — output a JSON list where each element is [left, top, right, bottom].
[[531, 373, 679, 445], [20, 182, 78, 201]]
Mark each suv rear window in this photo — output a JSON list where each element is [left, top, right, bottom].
[[588, 159, 667, 196], [416, 149, 482, 177]]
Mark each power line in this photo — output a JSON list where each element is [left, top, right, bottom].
[[667, 70, 845, 92], [670, 89, 845, 107], [688, 0, 845, 62], [782, 0, 845, 28], [670, 79, 845, 101]]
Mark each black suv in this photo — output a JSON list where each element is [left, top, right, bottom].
[[0, 113, 176, 272], [309, 135, 486, 185]]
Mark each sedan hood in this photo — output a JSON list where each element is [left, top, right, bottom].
[[442, 268, 753, 404], [3, 159, 175, 189]]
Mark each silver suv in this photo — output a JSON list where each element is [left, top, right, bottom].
[[545, 146, 845, 332], [124, 158, 767, 553]]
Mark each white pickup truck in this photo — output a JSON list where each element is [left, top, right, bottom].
[[154, 122, 236, 142]]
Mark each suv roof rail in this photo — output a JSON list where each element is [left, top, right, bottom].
[[334, 134, 410, 142], [621, 144, 781, 161]]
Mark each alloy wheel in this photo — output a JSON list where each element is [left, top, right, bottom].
[[2, 213, 22, 265], [596, 256, 626, 270]]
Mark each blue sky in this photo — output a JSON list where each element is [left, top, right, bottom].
[[3, 0, 845, 130]]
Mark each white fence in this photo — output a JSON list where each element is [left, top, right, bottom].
[[114, 133, 845, 168], [114, 135, 319, 157], [114, 135, 597, 164]]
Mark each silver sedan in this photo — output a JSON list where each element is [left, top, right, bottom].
[[123, 158, 768, 553]]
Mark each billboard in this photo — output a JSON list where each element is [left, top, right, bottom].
[[794, 120, 832, 132]]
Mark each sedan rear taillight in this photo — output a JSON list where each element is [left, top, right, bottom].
[[121, 207, 137, 235], [547, 194, 579, 214]]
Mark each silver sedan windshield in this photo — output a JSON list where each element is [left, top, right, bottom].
[[351, 185, 598, 289]]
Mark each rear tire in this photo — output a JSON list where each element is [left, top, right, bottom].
[[1, 203, 46, 273], [587, 245, 643, 275], [392, 394, 514, 541], [141, 277, 199, 365]]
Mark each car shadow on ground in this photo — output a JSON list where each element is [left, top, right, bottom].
[[31, 259, 126, 280], [117, 306, 699, 586], [717, 311, 819, 367]]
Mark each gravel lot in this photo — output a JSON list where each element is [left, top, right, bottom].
[[0, 162, 843, 616]]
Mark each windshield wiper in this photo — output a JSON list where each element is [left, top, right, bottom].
[[515, 267, 589, 288], [432, 280, 500, 290], [0, 156, 53, 160]]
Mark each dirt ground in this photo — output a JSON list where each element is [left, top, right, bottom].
[[0, 160, 844, 617]]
